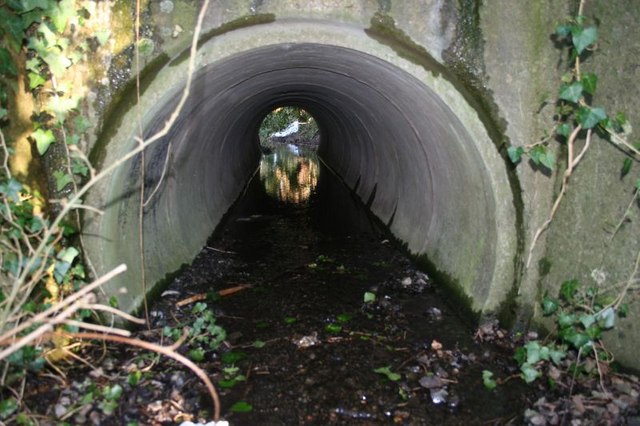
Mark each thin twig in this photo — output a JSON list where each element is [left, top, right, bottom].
[[527, 127, 589, 267], [86, 303, 146, 325], [609, 188, 638, 240]]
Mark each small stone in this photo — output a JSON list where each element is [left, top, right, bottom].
[[54, 403, 67, 418], [172, 24, 184, 38], [159, 0, 174, 13], [429, 388, 448, 404], [401, 277, 412, 286], [419, 375, 443, 389]]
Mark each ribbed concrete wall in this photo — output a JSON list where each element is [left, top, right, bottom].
[[83, 2, 517, 320]]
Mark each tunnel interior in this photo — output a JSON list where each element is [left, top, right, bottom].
[[85, 41, 517, 318]]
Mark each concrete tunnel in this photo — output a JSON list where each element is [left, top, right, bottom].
[[83, 21, 519, 319]]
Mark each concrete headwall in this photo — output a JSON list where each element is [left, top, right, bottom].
[[73, 1, 640, 367]]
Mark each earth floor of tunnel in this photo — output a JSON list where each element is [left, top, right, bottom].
[[143, 148, 535, 425]]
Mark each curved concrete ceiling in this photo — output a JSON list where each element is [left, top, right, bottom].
[[84, 28, 519, 318]]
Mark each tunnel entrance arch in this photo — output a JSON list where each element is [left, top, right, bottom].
[[84, 22, 518, 318]]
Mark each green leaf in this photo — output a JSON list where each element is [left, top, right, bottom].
[[49, 0, 76, 33], [128, 370, 142, 386], [325, 323, 342, 333], [188, 348, 205, 362], [549, 347, 566, 365], [42, 51, 72, 78], [557, 312, 576, 329], [95, 30, 111, 46], [618, 304, 629, 318], [541, 296, 559, 316], [104, 384, 123, 400], [579, 314, 595, 329], [0, 108, 7, 120], [520, 363, 541, 383], [253, 340, 266, 348], [555, 24, 571, 37], [28, 72, 46, 89], [513, 346, 526, 365], [621, 158, 633, 177], [364, 292, 376, 303], [74, 115, 92, 133], [577, 106, 607, 129], [595, 307, 616, 329], [283, 316, 296, 324], [581, 73, 598, 95], [0, 47, 18, 76], [482, 370, 497, 390], [0, 178, 23, 202], [53, 170, 73, 191], [374, 366, 401, 381], [530, 146, 555, 170], [337, 313, 353, 323], [524, 341, 542, 364], [559, 279, 579, 302], [32, 128, 55, 155], [230, 401, 253, 413], [0, 397, 18, 419], [559, 82, 583, 103], [557, 123, 572, 138], [221, 351, 247, 364], [561, 328, 590, 349], [572, 26, 598, 54], [507, 146, 524, 164]]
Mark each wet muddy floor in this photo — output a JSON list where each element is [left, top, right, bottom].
[[143, 144, 536, 424]]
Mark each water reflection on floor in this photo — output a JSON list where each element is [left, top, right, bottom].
[[259, 144, 319, 204]]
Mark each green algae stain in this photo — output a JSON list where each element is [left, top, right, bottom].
[[169, 13, 276, 67], [89, 53, 170, 169]]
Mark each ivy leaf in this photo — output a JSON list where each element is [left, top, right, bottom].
[[524, 341, 540, 364], [53, 170, 73, 191], [520, 363, 541, 383], [188, 347, 205, 362], [559, 279, 579, 302], [0, 47, 18, 77], [595, 307, 616, 329], [577, 106, 607, 129], [555, 24, 571, 38], [0, 108, 7, 120], [230, 401, 253, 413], [95, 30, 111, 46], [49, 0, 76, 33], [579, 314, 596, 329], [581, 73, 598, 95], [621, 158, 632, 177], [530, 146, 555, 170], [618, 303, 629, 317], [549, 347, 566, 365], [32, 128, 55, 155], [557, 123, 572, 138], [0, 397, 18, 419], [557, 311, 576, 329], [42, 51, 72, 78], [507, 146, 524, 164], [0, 178, 22, 203], [74, 115, 92, 133], [28, 72, 46, 89], [374, 366, 401, 381], [482, 370, 497, 390], [558, 82, 583, 103], [48, 94, 79, 124], [0, 9, 24, 51], [541, 296, 559, 316], [572, 26, 598, 54]]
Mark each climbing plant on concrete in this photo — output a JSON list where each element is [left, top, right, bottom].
[[506, 0, 639, 268]]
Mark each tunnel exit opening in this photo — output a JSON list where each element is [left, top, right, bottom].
[[85, 42, 518, 319]]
